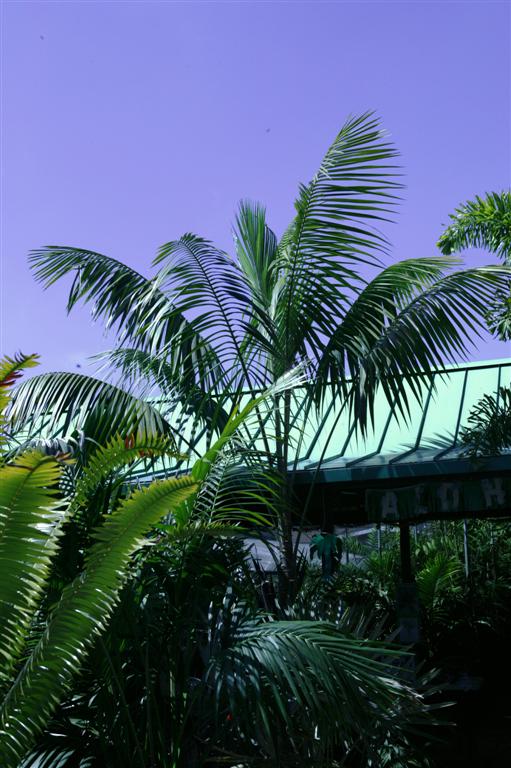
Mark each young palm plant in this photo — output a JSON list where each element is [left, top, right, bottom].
[[0, 354, 200, 767], [14, 113, 510, 598]]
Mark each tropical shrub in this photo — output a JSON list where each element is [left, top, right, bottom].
[[1, 356, 436, 767], [460, 385, 511, 455]]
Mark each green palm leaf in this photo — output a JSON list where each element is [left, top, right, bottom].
[[460, 385, 511, 455], [438, 191, 511, 340], [8, 371, 173, 450], [0, 474, 198, 767], [95, 347, 231, 434], [206, 611, 423, 763], [438, 191, 511, 263], [340, 265, 511, 430], [0, 453, 64, 687], [71, 433, 185, 509], [233, 200, 279, 313], [28, 246, 220, 392], [317, 256, 457, 405], [275, 111, 402, 373], [154, 234, 269, 391]]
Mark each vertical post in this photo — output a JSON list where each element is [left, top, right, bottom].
[[463, 519, 470, 578], [397, 521, 420, 646], [345, 526, 349, 564], [399, 521, 413, 583]]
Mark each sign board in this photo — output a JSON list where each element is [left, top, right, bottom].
[[366, 477, 511, 523]]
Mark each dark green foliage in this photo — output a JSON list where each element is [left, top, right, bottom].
[[22, 537, 435, 768], [460, 385, 511, 456], [334, 521, 511, 672]]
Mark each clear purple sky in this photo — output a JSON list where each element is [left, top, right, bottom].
[[1, 0, 510, 374]]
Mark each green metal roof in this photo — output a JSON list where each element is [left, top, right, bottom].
[[140, 358, 511, 485], [294, 358, 511, 484]]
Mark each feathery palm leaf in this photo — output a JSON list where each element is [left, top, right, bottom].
[[234, 199, 279, 313], [438, 191, 511, 340], [71, 433, 185, 508], [416, 553, 461, 619], [0, 453, 64, 686], [460, 385, 511, 456], [0, 474, 198, 767], [275, 111, 402, 373], [343, 265, 510, 429], [154, 234, 269, 392], [8, 371, 173, 451], [29, 246, 221, 393], [438, 191, 511, 263], [205, 595, 425, 765]]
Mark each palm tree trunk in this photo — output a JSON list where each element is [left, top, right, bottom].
[[274, 389, 296, 604]]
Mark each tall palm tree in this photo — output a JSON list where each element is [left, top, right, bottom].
[[438, 190, 511, 339], [13, 113, 510, 593]]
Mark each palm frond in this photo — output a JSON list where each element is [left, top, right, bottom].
[[154, 234, 269, 391], [345, 265, 511, 431], [233, 200, 279, 312], [0, 475, 198, 767], [438, 192, 511, 341], [317, 256, 458, 403], [29, 246, 221, 392], [460, 385, 511, 456], [275, 112, 402, 373], [8, 371, 172, 450], [0, 453, 64, 687], [438, 191, 511, 263], [29, 247, 182, 346], [206, 607, 423, 763], [71, 433, 185, 509], [94, 347, 231, 434], [416, 553, 461, 616]]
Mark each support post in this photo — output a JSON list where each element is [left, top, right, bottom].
[[397, 521, 420, 645], [399, 521, 413, 582]]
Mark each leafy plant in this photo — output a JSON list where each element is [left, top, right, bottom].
[[0, 355, 195, 765], [22, 537, 437, 768], [1, 357, 435, 767], [460, 385, 511, 456]]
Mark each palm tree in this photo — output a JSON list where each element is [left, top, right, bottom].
[[438, 190, 511, 339], [14, 113, 510, 596]]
